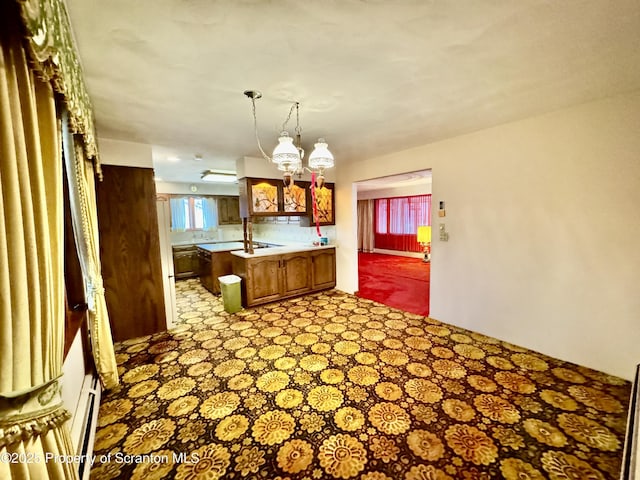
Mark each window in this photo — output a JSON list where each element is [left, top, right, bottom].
[[183, 197, 203, 230], [376, 199, 388, 234], [170, 196, 217, 231], [374, 194, 431, 252]]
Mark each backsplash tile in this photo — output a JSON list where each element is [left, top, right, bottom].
[[169, 224, 335, 246], [254, 224, 336, 245], [170, 225, 244, 245]]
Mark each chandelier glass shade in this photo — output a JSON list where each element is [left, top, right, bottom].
[[272, 132, 302, 171], [308, 138, 334, 171]]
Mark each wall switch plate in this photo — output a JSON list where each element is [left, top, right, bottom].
[[439, 223, 449, 241]]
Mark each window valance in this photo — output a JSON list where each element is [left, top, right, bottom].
[[16, 0, 102, 177]]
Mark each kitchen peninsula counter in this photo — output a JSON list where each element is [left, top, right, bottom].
[[230, 243, 335, 258], [196, 241, 246, 252], [231, 245, 336, 307]]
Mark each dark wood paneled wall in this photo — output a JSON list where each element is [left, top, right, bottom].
[[96, 165, 166, 341]]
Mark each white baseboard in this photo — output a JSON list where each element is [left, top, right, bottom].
[[372, 248, 423, 259]]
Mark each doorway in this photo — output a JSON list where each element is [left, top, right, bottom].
[[355, 170, 432, 316]]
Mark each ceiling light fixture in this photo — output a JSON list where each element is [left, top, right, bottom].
[[244, 90, 334, 187], [201, 170, 237, 183]]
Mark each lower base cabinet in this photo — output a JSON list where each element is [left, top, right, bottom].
[[211, 251, 234, 293], [311, 249, 336, 290], [173, 245, 199, 279], [198, 248, 213, 293], [198, 248, 235, 294], [233, 248, 336, 307]]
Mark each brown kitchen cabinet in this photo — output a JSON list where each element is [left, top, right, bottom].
[[300, 182, 335, 226], [238, 255, 282, 305], [232, 247, 335, 307], [211, 251, 234, 293], [173, 245, 199, 279], [198, 247, 235, 294], [311, 248, 337, 289], [198, 247, 214, 293], [281, 252, 312, 297], [217, 196, 241, 224], [239, 177, 308, 218], [239, 177, 280, 217]]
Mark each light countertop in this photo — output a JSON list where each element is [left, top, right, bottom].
[[231, 244, 335, 258], [173, 240, 216, 246], [196, 242, 246, 252]]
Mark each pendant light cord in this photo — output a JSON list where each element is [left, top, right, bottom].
[[249, 96, 272, 162], [250, 96, 302, 164], [281, 102, 297, 132]]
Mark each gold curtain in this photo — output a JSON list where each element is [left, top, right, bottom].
[[62, 121, 119, 389], [0, 8, 78, 480], [357, 199, 375, 252]]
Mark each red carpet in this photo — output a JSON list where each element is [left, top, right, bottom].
[[357, 252, 430, 316]]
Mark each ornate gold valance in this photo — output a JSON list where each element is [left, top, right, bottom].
[[16, 0, 102, 177]]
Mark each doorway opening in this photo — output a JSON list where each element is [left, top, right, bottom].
[[355, 170, 432, 316]]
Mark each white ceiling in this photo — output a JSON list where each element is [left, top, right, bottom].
[[65, 0, 640, 185], [355, 170, 432, 192]]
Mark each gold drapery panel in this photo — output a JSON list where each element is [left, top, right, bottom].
[[62, 118, 119, 389], [357, 199, 375, 252], [16, 0, 101, 178], [0, 9, 78, 479]]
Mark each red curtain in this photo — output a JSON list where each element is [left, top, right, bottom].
[[374, 194, 431, 252]]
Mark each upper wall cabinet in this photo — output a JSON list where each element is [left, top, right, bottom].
[[239, 177, 307, 217], [239, 177, 334, 225], [283, 182, 308, 214], [301, 182, 335, 226], [216, 196, 241, 224], [239, 178, 276, 217]]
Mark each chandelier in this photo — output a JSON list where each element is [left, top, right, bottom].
[[244, 90, 334, 187]]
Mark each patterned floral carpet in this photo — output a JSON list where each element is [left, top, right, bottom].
[[90, 279, 631, 479]]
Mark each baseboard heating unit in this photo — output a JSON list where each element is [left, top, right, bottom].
[[68, 373, 101, 480], [622, 364, 640, 479]]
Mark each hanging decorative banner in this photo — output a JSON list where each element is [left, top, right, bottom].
[[311, 172, 322, 237]]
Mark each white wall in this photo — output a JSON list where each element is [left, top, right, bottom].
[[237, 156, 337, 183], [357, 182, 432, 200], [98, 138, 153, 168], [336, 91, 640, 380]]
